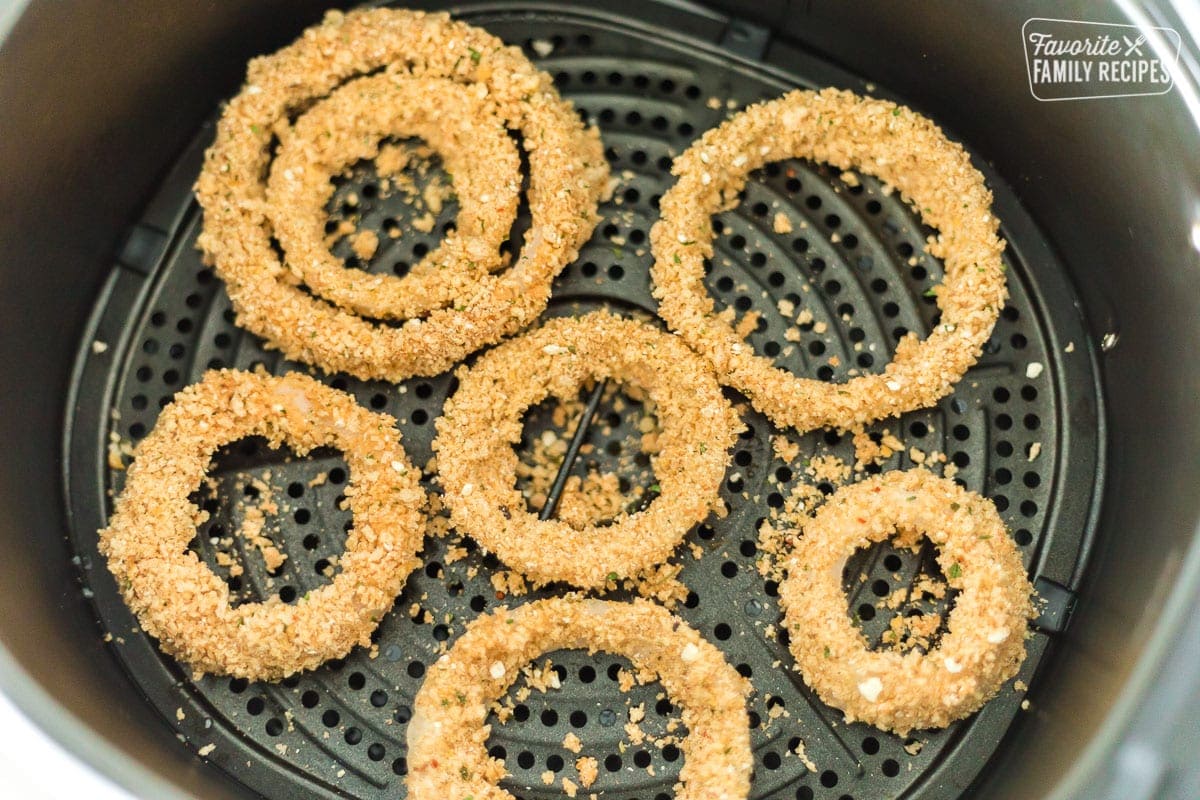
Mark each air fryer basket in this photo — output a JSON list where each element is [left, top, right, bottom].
[[0, 2, 1198, 800]]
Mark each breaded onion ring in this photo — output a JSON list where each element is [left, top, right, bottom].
[[407, 597, 752, 800], [267, 73, 520, 320], [651, 88, 1007, 432], [778, 469, 1034, 735], [195, 8, 606, 381], [433, 311, 740, 589], [98, 369, 426, 682]]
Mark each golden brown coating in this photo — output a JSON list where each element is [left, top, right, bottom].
[[407, 597, 752, 800], [195, 8, 607, 381], [778, 469, 1034, 735], [267, 73, 520, 320], [433, 311, 741, 589], [651, 88, 1007, 432], [98, 370, 426, 681]]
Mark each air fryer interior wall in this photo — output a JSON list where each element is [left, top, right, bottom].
[[0, 2, 1197, 799]]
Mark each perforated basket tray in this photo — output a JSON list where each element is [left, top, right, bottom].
[[64, 3, 1103, 799]]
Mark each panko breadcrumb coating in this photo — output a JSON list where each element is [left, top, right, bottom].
[[406, 597, 752, 800], [98, 370, 426, 681], [267, 74, 520, 320], [195, 8, 607, 381], [434, 312, 741, 589], [651, 88, 1006, 433], [778, 469, 1034, 735]]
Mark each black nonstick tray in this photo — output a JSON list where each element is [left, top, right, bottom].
[[64, 4, 1103, 798]]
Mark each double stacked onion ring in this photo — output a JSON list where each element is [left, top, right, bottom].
[[433, 311, 740, 589], [98, 370, 426, 681], [778, 469, 1034, 735], [267, 73, 521, 321], [651, 88, 1007, 432], [407, 597, 752, 800], [195, 8, 607, 381]]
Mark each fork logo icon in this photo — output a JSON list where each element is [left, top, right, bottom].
[[1123, 35, 1146, 56]]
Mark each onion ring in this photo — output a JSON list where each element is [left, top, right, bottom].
[[651, 88, 1007, 432], [195, 8, 607, 381], [98, 369, 426, 681], [406, 597, 752, 800], [778, 469, 1034, 735], [433, 311, 740, 589], [267, 73, 520, 320]]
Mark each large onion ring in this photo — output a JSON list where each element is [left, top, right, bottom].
[[267, 73, 520, 321], [407, 597, 752, 800], [778, 469, 1034, 735], [651, 88, 1007, 432], [195, 8, 607, 381], [98, 369, 426, 681], [433, 311, 740, 589]]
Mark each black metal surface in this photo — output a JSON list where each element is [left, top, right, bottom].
[[62, 5, 1103, 800], [539, 379, 608, 522]]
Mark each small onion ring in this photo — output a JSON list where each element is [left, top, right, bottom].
[[651, 87, 1007, 432], [433, 311, 740, 589], [98, 369, 426, 681], [267, 73, 520, 320], [407, 597, 752, 800], [778, 469, 1034, 735], [195, 8, 607, 381]]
